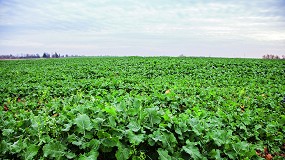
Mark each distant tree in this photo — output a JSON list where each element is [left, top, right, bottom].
[[43, 52, 50, 58], [52, 52, 59, 58], [262, 54, 283, 59], [0, 55, 15, 59], [25, 54, 39, 58]]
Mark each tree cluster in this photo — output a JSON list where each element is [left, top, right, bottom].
[[262, 54, 285, 59], [42, 52, 61, 58], [0, 54, 40, 59]]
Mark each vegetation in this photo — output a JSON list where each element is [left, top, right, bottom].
[[0, 53, 79, 59], [262, 54, 285, 59], [0, 57, 284, 159]]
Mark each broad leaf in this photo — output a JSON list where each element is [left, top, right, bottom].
[[104, 106, 117, 116], [128, 131, 145, 145], [127, 121, 141, 132], [74, 114, 93, 132], [79, 151, 99, 160], [24, 144, 39, 160], [65, 152, 76, 159], [2, 129, 14, 136], [145, 107, 161, 126], [62, 123, 72, 132], [157, 148, 172, 160], [102, 137, 119, 147], [209, 149, 222, 159], [115, 144, 130, 160], [182, 141, 202, 159], [43, 141, 67, 158]]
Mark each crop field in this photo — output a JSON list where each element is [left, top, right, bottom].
[[0, 57, 284, 159]]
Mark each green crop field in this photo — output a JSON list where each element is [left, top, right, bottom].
[[0, 57, 284, 159]]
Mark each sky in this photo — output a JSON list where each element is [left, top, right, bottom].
[[0, 0, 285, 58]]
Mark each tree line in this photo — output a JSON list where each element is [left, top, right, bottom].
[[0, 53, 80, 59], [262, 54, 285, 59]]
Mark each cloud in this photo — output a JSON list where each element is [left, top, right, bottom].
[[0, 0, 285, 57]]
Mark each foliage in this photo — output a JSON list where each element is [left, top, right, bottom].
[[0, 57, 284, 159]]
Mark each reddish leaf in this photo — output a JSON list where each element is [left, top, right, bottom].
[[3, 104, 9, 111], [256, 150, 262, 156], [265, 154, 273, 160], [264, 148, 269, 154], [281, 143, 285, 150]]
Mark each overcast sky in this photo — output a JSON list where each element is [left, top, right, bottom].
[[0, 0, 285, 58]]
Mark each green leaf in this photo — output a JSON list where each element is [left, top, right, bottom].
[[161, 132, 177, 153], [43, 141, 67, 158], [115, 101, 125, 112], [151, 130, 163, 142], [108, 116, 117, 127], [0, 140, 9, 154], [177, 121, 188, 133], [127, 121, 141, 132], [133, 98, 141, 108], [182, 141, 202, 160], [93, 118, 105, 128], [2, 129, 14, 136], [97, 130, 111, 138], [128, 131, 145, 145], [104, 106, 117, 116], [24, 144, 39, 160], [189, 118, 203, 136], [38, 135, 51, 145], [102, 137, 119, 147], [157, 148, 172, 160], [162, 109, 172, 122], [79, 151, 99, 160], [116, 144, 130, 160], [174, 126, 182, 135], [74, 114, 93, 132], [10, 138, 27, 153], [225, 150, 236, 159], [67, 134, 83, 146], [211, 131, 225, 146], [65, 152, 76, 159], [232, 141, 249, 154], [128, 108, 139, 116], [209, 149, 221, 159], [86, 151, 99, 159], [62, 123, 72, 131], [208, 129, 232, 147], [146, 107, 161, 126], [85, 139, 100, 150]]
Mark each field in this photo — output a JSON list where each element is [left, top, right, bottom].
[[0, 57, 284, 159]]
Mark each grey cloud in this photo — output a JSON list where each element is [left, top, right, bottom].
[[0, 0, 285, 57]]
